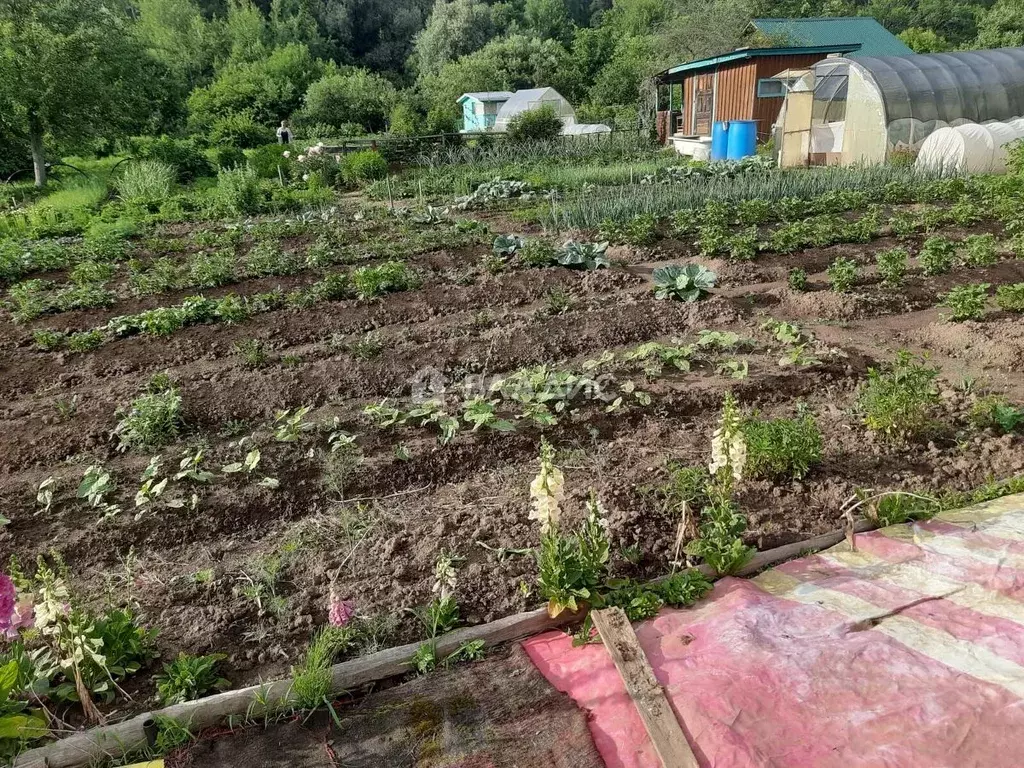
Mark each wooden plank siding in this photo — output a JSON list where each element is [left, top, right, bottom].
[[678, 53, 835, 139]]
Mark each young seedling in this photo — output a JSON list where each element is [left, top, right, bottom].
[[787, 268, 808, 291]]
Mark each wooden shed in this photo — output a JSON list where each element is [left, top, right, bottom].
[[655, 44, 859, 142]]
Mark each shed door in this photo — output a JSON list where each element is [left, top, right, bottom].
[[693, 74, 714, 135]]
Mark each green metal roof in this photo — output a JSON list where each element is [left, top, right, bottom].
[[751, 17, 914, 57], [658, 44, 860, 79]]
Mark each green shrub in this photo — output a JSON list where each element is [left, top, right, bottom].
[[506, 105, 563, 144], [858, 351, 939, 440], [995, 283, 1024, 311], [247, 144, 292, 180], [341, 150, 388, 184], [919, 236, 955, 276], [114, 385, 183, 450], [213, 145, 247, 169], [216, 166, 263, 215], [742, 413, 823, 479], [155, 653, 229, 705], [116, 161, 175, 208], [876, 247, 908, 287], [210, 111, 274, 149], [940, 283, 989, 321], [826, 256, 858, 292], [520, 239, 556, 267], [128, 136, 213, 182], [352, 261, 418, 298]]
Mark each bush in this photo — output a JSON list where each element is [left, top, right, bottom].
[[210, 112, 274, 149], [940, 283, 989, 321], [996, 283, 1024, 311], [116, 161, 176, 208], [216, 166, 263, 216], [506, 105, 563, 144], [352, 261, 418, 298], [247, 144, 293, 180], [300, 70, 397, 134], [858, 351, 939, 441], [213, 145, 247, 169], [960, 234, 998, 267], [742, 413, 823, 479], [341, 150, 387, 184], [127, 136, 213, 182]]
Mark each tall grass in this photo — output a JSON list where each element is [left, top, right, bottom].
[[116, 160, 175, 206], [547, 165, 949, 229], [39, 177, 108, 212]]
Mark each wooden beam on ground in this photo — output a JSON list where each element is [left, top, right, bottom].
[[591, 607, 699, 768]]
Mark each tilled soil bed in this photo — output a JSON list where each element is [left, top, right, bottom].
[[2, 203, 1024, 719]]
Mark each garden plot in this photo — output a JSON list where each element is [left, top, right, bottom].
[[3, 169, 1024, 740]]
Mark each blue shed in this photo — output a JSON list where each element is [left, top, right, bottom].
[[458, 92, 514, 133]]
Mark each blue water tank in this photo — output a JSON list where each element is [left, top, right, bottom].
[[726, 120, 757, 160], [710, 121, 729, 162]]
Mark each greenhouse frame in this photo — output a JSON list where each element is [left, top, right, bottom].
[[776, 46, 1024, 170], [492, 88, 577, 132]]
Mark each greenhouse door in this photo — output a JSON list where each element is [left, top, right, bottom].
[[694, 74, 714, 135]]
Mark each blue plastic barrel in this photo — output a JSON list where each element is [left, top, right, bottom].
[[710, 121, 729, 162], [726, 120, 757, 160]]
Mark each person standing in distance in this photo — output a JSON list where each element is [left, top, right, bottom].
[[277, 120, 293, 144]]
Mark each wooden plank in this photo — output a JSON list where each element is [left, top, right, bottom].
[[591, 608, 699, 768]]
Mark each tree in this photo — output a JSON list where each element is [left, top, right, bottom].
[[270, 0, 329, 56], [420, 35, 578, 125], [411, 0, 499, 76], [187, 43, 325, 127], [589, 35, 657, 107], [975, 0, 1024, 48], [299, 69, 398, 133], [223, 0, 269, 62], [0, 0, 151, 186], [525, 0, 574, 43], [136, 0, 220, 89], [313, 0, 435, 74], [898, 26, 952, 52]]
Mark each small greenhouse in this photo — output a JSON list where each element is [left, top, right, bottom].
[[561, 123, 612, 136], [776, 46, 1024, 169], [493, 88, 576, 132]]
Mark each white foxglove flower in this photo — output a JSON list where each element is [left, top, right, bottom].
[[283, 151, 291, 158]]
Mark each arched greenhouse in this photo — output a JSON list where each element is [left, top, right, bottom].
[[776, 46, 1024, 170]]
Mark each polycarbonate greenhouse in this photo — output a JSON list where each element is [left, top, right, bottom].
[[492, 88, 576, 132], [776, 46, 1024, 170]]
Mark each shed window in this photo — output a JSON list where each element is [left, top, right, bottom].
[[757, 78, 788, 98]]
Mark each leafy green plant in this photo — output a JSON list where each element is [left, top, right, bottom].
[[274, 406, 313, 441], [652, 264, 716, 302], [216, 165, 263, 215], [918, 236, 955, 276], [970, 395, 1024, 434], [876, 247, 908, 287], [826, 256, 859, 293], [960, 234, 998, 267], [114, 386, 183, 451], [742, 412, 823, 479], [352, 261, 418, 298], [556, 241, 609, 270], [995, 283, 1024, 311], [940, 283, 989, 321], [544, 287, 574, 315], [0, 659, 48, 759], [787, 268, 808, 291], [727, 227, 759, 261], [858, 351, 939, 441], [235, 338, 270, 368], [492, 234, 525, 258], [520, 239, 556, 267], [155, 653, 229, 705]]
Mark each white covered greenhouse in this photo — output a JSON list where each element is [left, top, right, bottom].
[[776, 46, 1024, 171]]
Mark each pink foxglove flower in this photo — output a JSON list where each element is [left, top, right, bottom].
[[4, 597, 34, 639], [0, 574, 15, 632], [328, 592, 355, 627]]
